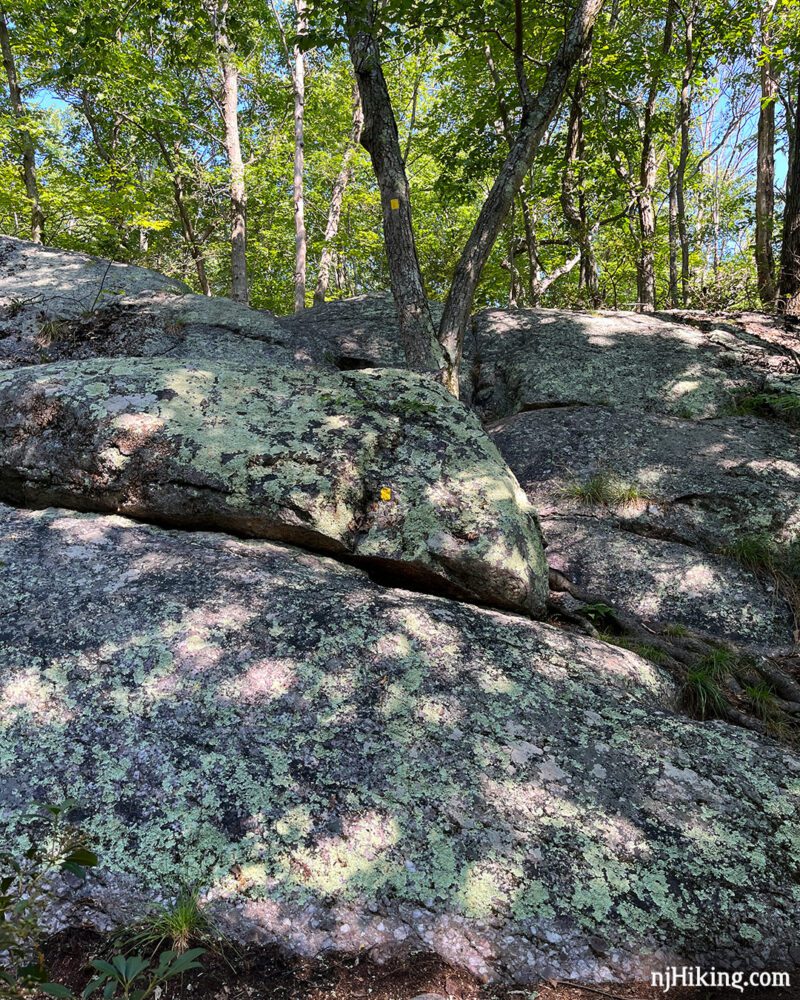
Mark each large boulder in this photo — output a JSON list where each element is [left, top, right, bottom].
[[0, 504, 797, 984], [490, 406, 800, 551], [0, 356, 548, 615], [0, 236, 296, 371], [470, 307, 789, 422]]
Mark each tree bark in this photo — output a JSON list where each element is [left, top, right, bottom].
[[437, 0, 604, 394], [637, 82, 658, 312], [292, 0, 307, 312], [561, 44, 599, 305], [755, 3, 778, 308], [314, 83, 363, 306], [675, 5, 694, 305], [779, 69, 800, 315], [346, 2, 441, 372], [153, 132, 211, 295], [668, 163, 679, 307], [0, 7, 43, 243], [204, 0, 248, 304]]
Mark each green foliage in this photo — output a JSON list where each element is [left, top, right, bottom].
[[118, 888, 221, 957], [732, 393, 800, 427], [0, 803, 206, 1000], [0, 0, 782, 314], [722, 533, 800, 623], [80, 948, 205, 1000], [561, 471, 649, 507], [662, 622, 689, 637], [596, 631, 669, 665], [0, 801, 99, 997], [743, 680, 778, 722], [681, 656, 729, 720]]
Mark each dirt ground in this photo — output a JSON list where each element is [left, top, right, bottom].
[[38, 931, 800, 1000]]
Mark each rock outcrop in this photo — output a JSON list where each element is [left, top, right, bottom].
[[490, 406, 799, 649], [0, 239, 798, 986], [0, 356, 548, 615], [1, 503, 798, 984]]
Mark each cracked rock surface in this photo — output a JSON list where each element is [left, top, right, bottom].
[[0, 356, 548, 615], [0, 240, 799, 984], [1, 504, 798, 984]]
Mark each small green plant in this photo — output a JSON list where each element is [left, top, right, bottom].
[[0, 805, 206, 1000], [732, 391, 800, 426], [35, 319, 68, 348], [119, 887, 220, 957], [561, 470, 648, 506], [0, 801, 98, 997], [722, 533, 800, 628], [744, 680, 778, 722], [4, 297, 27, 318], [597, 631, 669, 665], [393, 398, 438, 416], [662, 622, 689, 637], [681, 649, 734, 720], [80, 949, 205, 1000], [580, 601, 615, 624], [682, 665, 727, 719]]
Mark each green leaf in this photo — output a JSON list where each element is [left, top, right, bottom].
[[40, 982, 75, 997]]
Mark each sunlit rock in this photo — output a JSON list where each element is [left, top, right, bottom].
[[0, 504, 797, 983], [0, 357, 548, 615]]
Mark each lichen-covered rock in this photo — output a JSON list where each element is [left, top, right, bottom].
[[0, 504, 798, 984], [489, 406, 800, 550], [0, 236, 295, 370], [470, 308, 781, 422], [0, 357, 548, 615], [490, 406, 798, 650], [543, 517, 793, 649]]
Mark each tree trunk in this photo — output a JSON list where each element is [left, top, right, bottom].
[[292, 0, 307, 312], [755, 4, 778, 308], [668, 164, 679, 307], [153, 133, 211, 295], [204, 0, 248, 304], [675, 6, 694, 305], [779, 69, 800, 315], [561, 45, 599, 305], [346, 2, 440, 372], [438, 0, 603, 394], [0, 7, 43, 243], [314, 83, 363, 306], [637, 87, 658, 311]]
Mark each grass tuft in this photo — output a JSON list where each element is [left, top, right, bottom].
[[119, 887, 222, 957], [732, 392, 800, 426], [561, 470, 649, 507]]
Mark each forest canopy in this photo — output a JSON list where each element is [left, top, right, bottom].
[[0, 0, 798, 339]]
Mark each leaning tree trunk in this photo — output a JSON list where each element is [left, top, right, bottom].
[[346, 2, 441, 372], [153, 132, 211, 295], [292, 0, 307, 312], [778, 70, 800, 315], [667, 164, 679, 307], [756, 4, 778, 308], [437, 0, 604, 395], [0, 7, 43, 243], [314, 83, 363, 306]]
